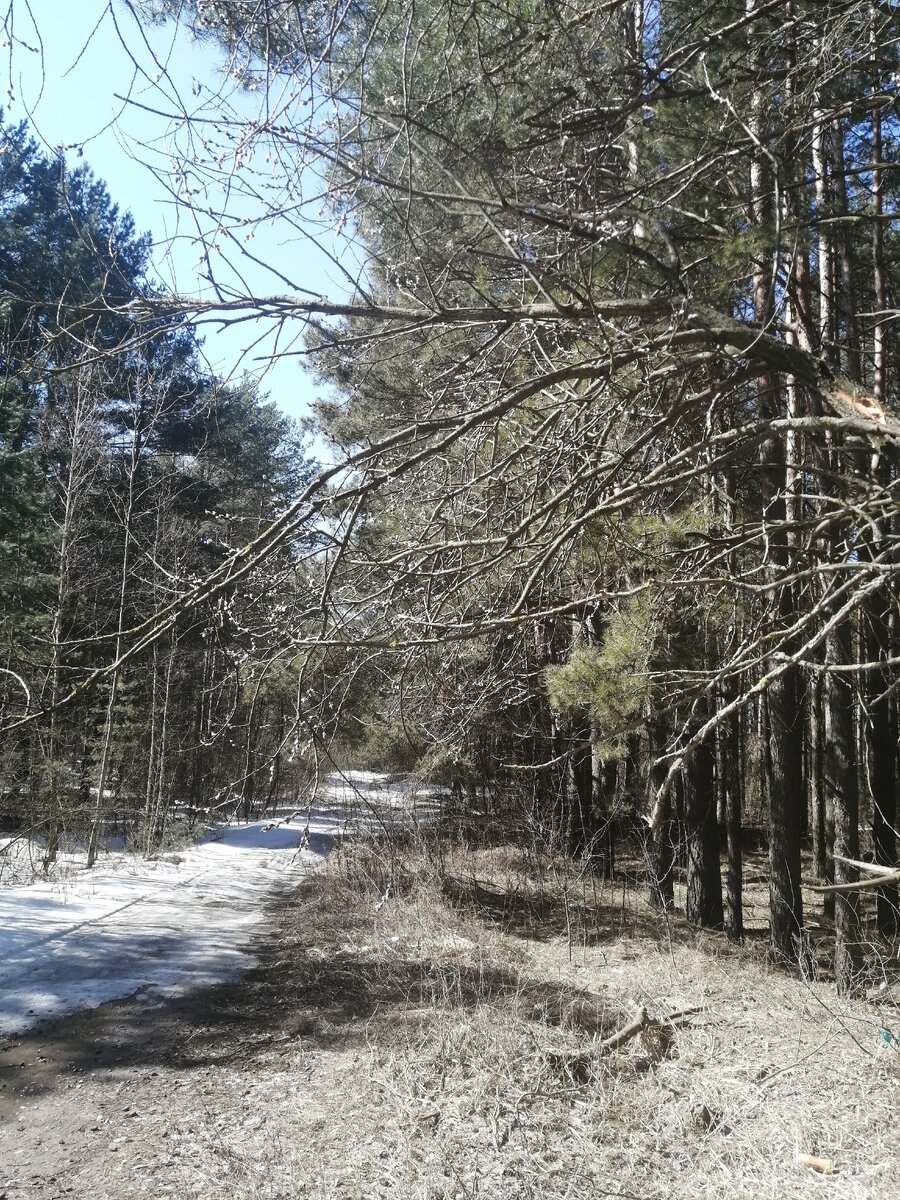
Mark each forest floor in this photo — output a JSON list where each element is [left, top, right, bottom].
[[1, 835, 898, 1200]]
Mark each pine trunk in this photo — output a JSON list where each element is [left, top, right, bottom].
[[684, 738, 724, 930], [867, 595, 898, 938], [647, 723, 674, 910], [825, 622, 863, 995], [721, 704, 743, 942]]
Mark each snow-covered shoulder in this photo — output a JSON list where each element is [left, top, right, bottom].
[[0, 772, 441, 1037]]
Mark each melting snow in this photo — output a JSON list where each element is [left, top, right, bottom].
[[0, 772, 441, 1036]]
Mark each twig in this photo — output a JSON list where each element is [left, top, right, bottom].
[[599, 1006, 650, 1052]]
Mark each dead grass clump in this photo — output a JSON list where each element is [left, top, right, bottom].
[[368, 1006, 624, 1197], [183, 835, 900, 1199], [325, 835, 420, 899]]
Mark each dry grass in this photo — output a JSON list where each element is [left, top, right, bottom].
[[185, 836, 900, 1200]]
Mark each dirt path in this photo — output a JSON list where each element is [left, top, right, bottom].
[[4, 842, 899, 1200], [0, 889, 366, 1200]]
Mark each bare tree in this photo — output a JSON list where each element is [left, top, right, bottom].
[[3, 0, 899, 986]]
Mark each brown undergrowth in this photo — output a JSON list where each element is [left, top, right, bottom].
[[184, 836, 900, 1199]]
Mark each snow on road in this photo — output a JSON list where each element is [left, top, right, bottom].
[[0, 772, 440, 1037]]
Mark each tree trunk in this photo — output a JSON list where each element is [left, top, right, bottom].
[[720, 700, 743, 942], [808, 672, 827, 880], [812, 113, 835, 363], [830, 116, 862, 383], [87, 423, 141, 868], [564, 727, 593, 859], [745, 4, 805, 962], [766, 678, 805, 963], [684, 737, 724, 930], [43, 371, 101, 869], [867, 590, 898, 938], [866, 32, 897, 938], [871, 9, 886, 407], [649, 817, 674, 912], [591, 745, 616, 879], [825, 621, 863, 995], [647, 720, 674, 910]]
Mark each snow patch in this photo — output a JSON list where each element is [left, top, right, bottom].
[[0, 771, 439, 1036]]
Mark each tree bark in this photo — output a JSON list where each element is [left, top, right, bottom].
[[591, 745, 616, 879], [720, 701, 743, 942], [647, 720, 674, 910], [867, 588, 898, 938], [766, 679, 805, 962], [564, 726, 594, 859], [825, 621, 863, 995], [808, 672, 827, 880], [684, 737, 724, 930]]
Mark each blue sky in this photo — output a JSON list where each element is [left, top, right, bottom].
[[5, 0, 343, 425]]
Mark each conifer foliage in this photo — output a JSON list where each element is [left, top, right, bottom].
[[0, 120, 314, 856], [5, 2, 900, 994]]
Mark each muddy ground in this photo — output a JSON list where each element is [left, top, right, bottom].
[[0, 885, 371, 1200]]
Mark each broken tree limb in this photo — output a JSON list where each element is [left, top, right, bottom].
[[807, 854, 900, 894], [599, 1007, 650, 1052]]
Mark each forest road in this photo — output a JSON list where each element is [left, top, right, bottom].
[[0, 884, 361, 1200], [0, 806, 350, 1039]]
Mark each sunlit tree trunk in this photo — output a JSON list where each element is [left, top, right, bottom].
[[43, 371, 102, 869], [825, 620, 863, 994], [87, 415, 143, 868]]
